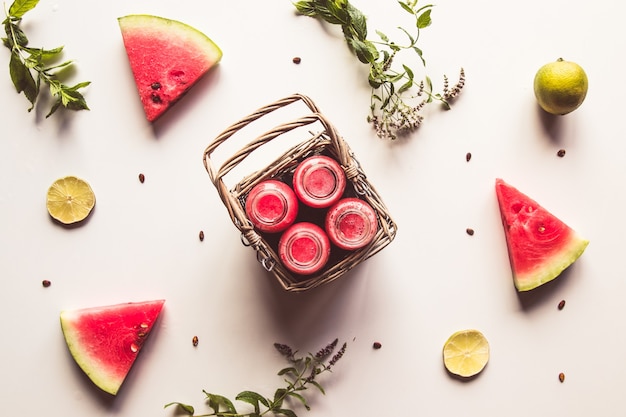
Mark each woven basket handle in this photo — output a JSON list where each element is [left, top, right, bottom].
[[203, 93, 350, 203]]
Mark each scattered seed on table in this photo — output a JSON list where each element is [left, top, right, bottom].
[[373, 342, 382, 349], [292, 56, 301, 64], [192, 336, 199, 347], [466, 152, 472, 162], [466, 228, 475, 236], [138, 173, 145, 183], [558, 299, 566, 310], [557, 149, 566, 157], [558, 372, 565, 383], [42, 279, 51, 288], [199, 230, 205, 241]]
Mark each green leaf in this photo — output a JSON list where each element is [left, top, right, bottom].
[[60, 89, 80, 107], [388, 73, 403, 83], [163, 402, 195, 415], [292, 0, 315, 14], [303, 355, 312, 367], [397, 79, 413, 94], [59, 88, 89, 110], [412, 46, 426, 66], [204, 391, 237, 414], [425, 75, 434, 102], [8, 0, 40, 19], [59, 89, 74, 106], [368, 75, 382, 89], [402, 64, 414, 80], [310, 1, 345, 25], [397, 26, 415, 46], [425, 75, 433, 92], [375, 29, 389, 42], [273, 388, 287, 408], [66, 80, 91, 91], [46, 99, 61, 118], [9, 23, 28, 47], [24, 52, 41, 69], [307, 379, 326, 394], [24, 45, 64, 60], [398, 1, 414, 14], [415, 4, 435, 15], [236, 390, 270, 412], [326, 0, 350, 24], [381, 82, 394, 109], [380, 49, 391, 64], [48, 79, 61, 97], [44, 59, 73, 72], [275, 408, 298, 417], [417, 9, 432, 29], [348, 37, 377, 64], [286, 391, 310, 410], [346, 4, 367, 40], [277, 366, 299, 378], [9, 50, 37, 107], [293, 1, 317, 15]]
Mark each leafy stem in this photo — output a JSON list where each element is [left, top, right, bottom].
[[294, 0, 465, 140], [2, 0, 90, 117], [165, 339, 347, 417]]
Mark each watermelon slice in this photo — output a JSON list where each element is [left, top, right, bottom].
[[495, 179, 589, 291], [60, 300, 165, 395], [118, 15, 222, 122]]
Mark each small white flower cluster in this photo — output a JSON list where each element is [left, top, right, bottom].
[[369, 68, 466, 140]]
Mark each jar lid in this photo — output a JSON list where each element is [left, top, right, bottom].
[[325, 198, 378, 250], [292, 155, 346, 208], [278, 222, 331, 275], [245, 180, 298, 233]]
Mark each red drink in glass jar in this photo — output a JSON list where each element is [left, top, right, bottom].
[[245, 180, 299, 233], [325, 198, 378, 250], [278, 222, 330, 275], [292, 155, 346, 208]]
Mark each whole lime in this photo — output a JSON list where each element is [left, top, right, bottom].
[[533, 58, 588, 115]]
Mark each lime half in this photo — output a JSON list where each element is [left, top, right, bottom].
[[46, 176, 96, 224], [443, 329, 490, 378]]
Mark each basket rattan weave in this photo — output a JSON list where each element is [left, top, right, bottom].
[[203, 94, 397, 292]]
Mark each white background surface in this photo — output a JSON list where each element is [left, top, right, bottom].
[[0, 0, 623, 415]]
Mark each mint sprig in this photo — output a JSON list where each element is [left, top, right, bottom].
[[294, 0, 465, 140], [2, 0, 90, 117], [165, 339, 347, 417]]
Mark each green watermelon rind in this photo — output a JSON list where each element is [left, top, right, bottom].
[[60, 309, 122, 395], [512, 234, 589, 291], [117, 14, 223, 60], [60, 300, 165, 395]]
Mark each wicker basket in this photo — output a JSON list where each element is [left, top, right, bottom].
[[203, 94, 397, 292]]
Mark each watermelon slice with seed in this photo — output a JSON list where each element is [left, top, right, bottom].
[[60, 300, 165, 395], [118, 14, 222, 122], [495, 179, 589, 291]]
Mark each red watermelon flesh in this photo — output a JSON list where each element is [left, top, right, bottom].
[[495, 179, 588, 291], [118, 15, 222, 122], [60, 299, 165, 395]]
